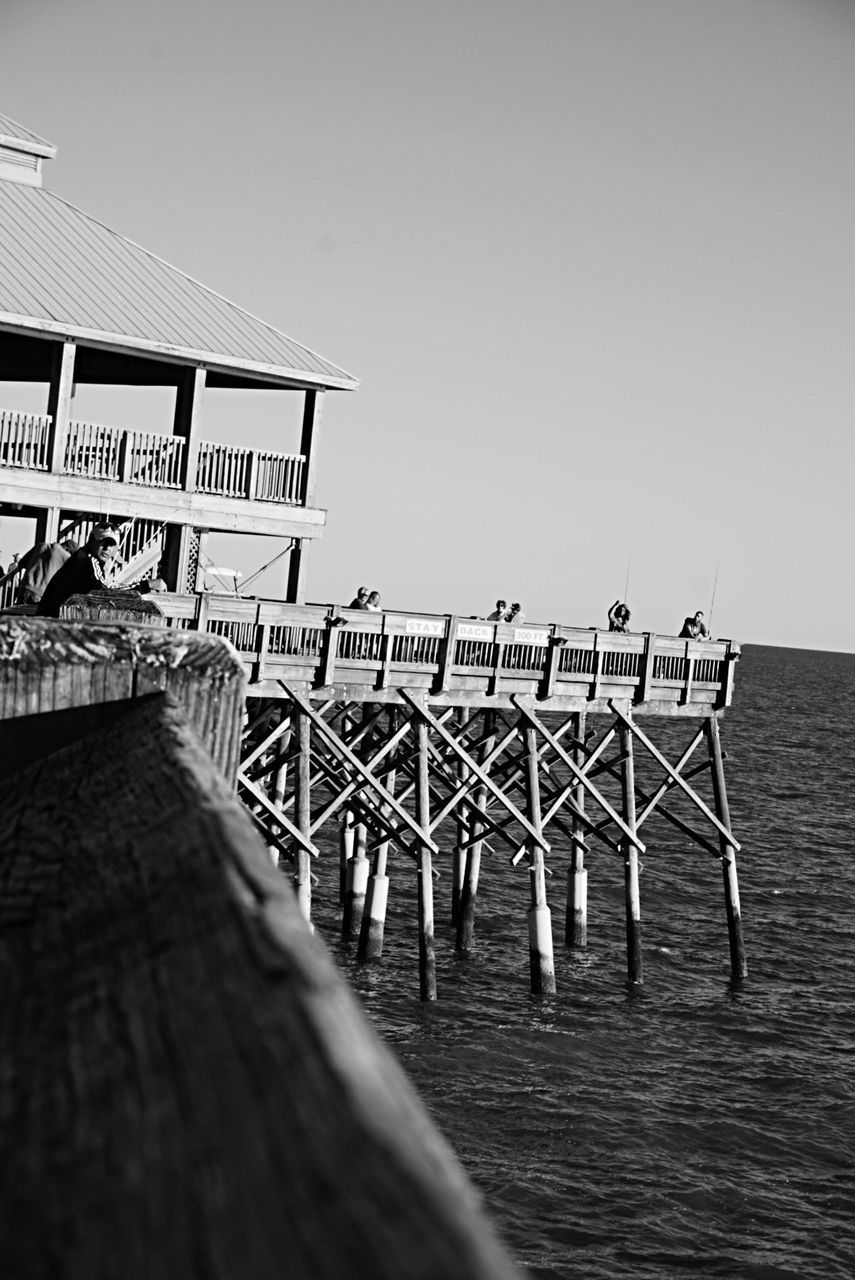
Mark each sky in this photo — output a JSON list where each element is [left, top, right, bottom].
[[2, 0, 854, 652]]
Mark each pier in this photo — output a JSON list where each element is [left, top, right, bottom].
[[0, 107, 747, 1278]]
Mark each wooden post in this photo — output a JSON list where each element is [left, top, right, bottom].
[[46, 341, 76, 474], [286, 538, 310, 604], [451, 707, 469, 925], [340, 809, 355, 905], [524, 724, 556, 995], [358, 762, 395, 964], [456, 711, 493, 953], [565, 711, 588, 948], [619, 722, 643, 985], [293, 708, 312, 926], [705, 716, 748, 981], [415, 716, 437, 1001], [342, 822, 369, 942], [270, 705, 290, 868], [174, 366, 206, 493]]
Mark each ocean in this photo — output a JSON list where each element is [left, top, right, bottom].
[[312, 645, 855, 1280]]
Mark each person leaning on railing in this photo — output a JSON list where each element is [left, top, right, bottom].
[[16, 538, 80, 606], [37, 526, 122, 618]]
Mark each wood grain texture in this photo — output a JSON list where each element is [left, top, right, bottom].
[[0, 694, 519, 1280]]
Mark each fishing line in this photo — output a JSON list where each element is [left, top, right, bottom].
[[708, 559, 720, 633]]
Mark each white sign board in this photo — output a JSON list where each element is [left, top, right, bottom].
[[405, 617, 445, 637], [513, 627, 549, 646], [457, 622, 493, 641]]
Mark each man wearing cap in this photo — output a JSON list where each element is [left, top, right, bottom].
[[37, 525, 121, 617]]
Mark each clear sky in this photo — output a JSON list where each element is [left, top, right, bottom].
[[3, 0, 854, 651]]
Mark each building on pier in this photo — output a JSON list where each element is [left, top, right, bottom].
[[0, 112, 747, 999], [0, 110, 357, 605]]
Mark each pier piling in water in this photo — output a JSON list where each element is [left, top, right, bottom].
[[620, 721, 644, 985]]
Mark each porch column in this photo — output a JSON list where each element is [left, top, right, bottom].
[[174, 366, 206, 493], [286, 389, 324, 604], [47, 341, 76, 474]]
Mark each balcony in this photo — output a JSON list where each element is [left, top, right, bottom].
[[0, 410, 305, 505]]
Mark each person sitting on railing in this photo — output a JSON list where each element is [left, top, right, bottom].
[[487, 599, 508, 621], [365, 590, 382, 611], [17, 538, 80, 606], [679, 610, 709, 640], [608, 600, 632, 632], [37, 526, 120, 617], [348, 586, 369, 609]]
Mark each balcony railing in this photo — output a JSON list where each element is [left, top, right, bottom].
[[0, 411, 51, 470], [0, 411, 305, 505], [151, 596, 740, 712]]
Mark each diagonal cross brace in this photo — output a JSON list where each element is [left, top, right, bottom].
[[237, 771, 319, 856], [399, 690, 550, 853], [281, 684, 440, 854], [608, 701, 740, 851], [511, 697, 645, 853]]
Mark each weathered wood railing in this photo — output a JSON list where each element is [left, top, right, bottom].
[[0, 621, 519, 1279], [0, 409, 305, 503], [156, 594, 740, 712], [0, 409, 51, 469]]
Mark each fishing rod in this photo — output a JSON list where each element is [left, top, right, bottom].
[[708, 559, 720, 634], [623, 554, 632, 605], [237, 539, 297, 594]]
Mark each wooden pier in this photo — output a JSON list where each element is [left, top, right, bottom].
[[141, 593, 746, 997]]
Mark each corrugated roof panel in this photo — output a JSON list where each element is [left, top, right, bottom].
[[0, 113, 57, 156], [0, 182, 358, 389]]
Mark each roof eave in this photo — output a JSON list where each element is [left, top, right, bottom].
[[0, 135, 57, 160], [0, 315, 360, 391]]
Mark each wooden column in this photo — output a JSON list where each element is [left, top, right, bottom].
[[705, 716, 748, 981], [456, 711, 493, 952], [286, 538, 311, 604], [46, 341, 76, 474], [342, 822, 369, 942], [174, 366, 206, 493], [415, 716, 437, 1000], [524, 724, 556, 995], [565, 711, 588, 948], [270, 705, 291, 868], [293, 708, 312, 926], [358, 761, 395, 963], [619, 723, 643, 985], [451, 707, 469, 925], [35, 508, 60, 544], [299, 388, 324, 507]]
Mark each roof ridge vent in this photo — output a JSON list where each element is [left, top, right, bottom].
[[0, 112, 57, 188]]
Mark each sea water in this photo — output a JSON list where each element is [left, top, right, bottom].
[[313, 646, 855, 1280]]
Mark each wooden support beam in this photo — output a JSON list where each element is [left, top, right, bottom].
[[634, 726, 706, 827], [237, 770, 319, 858], [524, 724, 556, 995], [174, 365, 206, 494], [566, 712, 588, 948], [620, 724, 643, 985], [400, 691, 549, 854], [415, 717, 437, 1000], [608, 701, 740, 850], [705, 716, 748, 981], [510, 699, 644, 857], [281, 686, 439, 854], [293, 708, 313, 923]]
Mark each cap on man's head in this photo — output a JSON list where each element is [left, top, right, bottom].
[[89, 524, 119, 546]]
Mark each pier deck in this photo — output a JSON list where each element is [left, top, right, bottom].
[[152, 592, 739, 714]]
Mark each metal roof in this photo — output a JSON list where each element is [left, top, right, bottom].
[[0, 112, 57, 158], [0, 179, 358, 390]]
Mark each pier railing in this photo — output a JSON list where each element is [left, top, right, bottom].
[[0, 410, 305, 504], [154, 595, 739, 711]]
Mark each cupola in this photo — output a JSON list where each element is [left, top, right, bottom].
[[0, 113, 57, 188]]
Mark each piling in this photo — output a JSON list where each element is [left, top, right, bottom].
[[451, 707, 470, 925], [524, 724, 556, 995], [619, 722, 643, 984], [456, 713, 494, 952], [565, 711, 588, 948], [342, 822, 369, 942], [358, 768, 395, 962], [415, 716, 437, 1000], [294, 708, 312, 925], [705, 716, 748, 981]]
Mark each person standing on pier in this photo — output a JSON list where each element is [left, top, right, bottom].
[[487, 599, 508, 621], [365, 590, 382, 611], [349, 587, 369, 609], [679, 610, 709, 639], [37, 525, 120, 617], [608, 600, 632, 632]]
